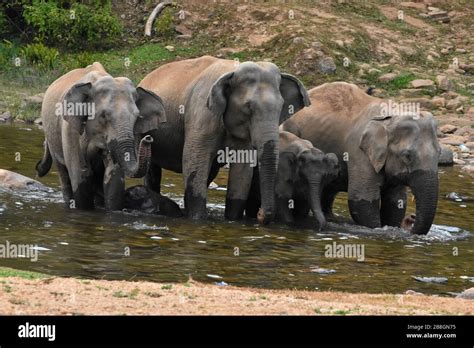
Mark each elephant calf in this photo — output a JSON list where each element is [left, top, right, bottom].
[[124, 185, 183, 217], [36, 62, 166, 211], [247, 131, 340, 230]]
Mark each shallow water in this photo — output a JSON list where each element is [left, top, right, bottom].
[[0, 124, 473, 295]]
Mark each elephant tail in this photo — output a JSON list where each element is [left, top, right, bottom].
[[35, 139, 52, 177]]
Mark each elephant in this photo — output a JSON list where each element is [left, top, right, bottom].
[[281, 82, 441, 235], [35, 62, 166, 211], [138, 56, 310, 223], [246, 131, 339, 230], [124, 185, 183, 217]]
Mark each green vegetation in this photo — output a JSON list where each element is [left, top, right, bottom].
[[113, 288, 140, 299], [0, 266, 48, 280], [155, 6, 176, 38], [161, 284, 173, 290]]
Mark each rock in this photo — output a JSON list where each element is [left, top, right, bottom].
[[368, 68, 381, 75], [438, 146, 454, 166], [455, 126, 473, 136], [0, 169, 48, 191], [400, 2, 425, 10], [455, 48, 467, 54], [459, 63, 474, 74], [399, 89, 426, 97], [22, 94, 44, 108], [432, 96, 446, 108], [405, 289, 423, 296], [164, 45, 175, 52], [410, 79, 434, 88], [439, 124, 457, 134], [465, 142, 474, 150], [436, 75, 453, 91], [0, 111, 12, 122], [461, 165, 474, 175], [333, 39, 344, 47], [378, 73, 397, 83], [457, 288, 474, 299], [439, 135, 465, 146], [402, 97, 433, 110], [454, 159, 466, 165], [34, 118, 42, 126], [177, 34, 192, 40], [412, 276, 448, 284], [317, 56, 336, 74], [293, 37, 305, 45], [446, 97, 462, 110], [456, 105, 464, 114]]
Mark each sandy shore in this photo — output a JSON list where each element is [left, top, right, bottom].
[[0, 271, 473, 315]]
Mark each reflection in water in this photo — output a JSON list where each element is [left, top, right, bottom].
[[0, 124, 473, 295]]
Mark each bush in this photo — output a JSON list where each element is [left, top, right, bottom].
[[155, 6, 176, 38], [23, 1, 122, 50], [20, 42, 58, 70]]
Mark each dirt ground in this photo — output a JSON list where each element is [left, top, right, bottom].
[[1, 275, 473, 315]]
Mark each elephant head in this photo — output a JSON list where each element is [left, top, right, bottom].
[[62, 75, 166, 178], [207, 62, 310, 224], [359, 110, 441, 234], [296, 149, 340, 230]]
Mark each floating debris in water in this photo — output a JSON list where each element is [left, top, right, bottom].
[[15, 202, 23, 206], [171, 238, 179, 241], [207, 274, 222, 279], [215, 281, 228, 286], [30, 246, 51, 251], [277, 236, 286, 240], [412, 276, 448, 283], [197, 240, 207, 244], [150, 236, 162, 240], [289, 273, 295, 277], [460, 276, 474, 283], [126, 222, 169, 231], [310, 267, 336, 274], [58, 242, 68, 245], [43, 221, 53, 228]]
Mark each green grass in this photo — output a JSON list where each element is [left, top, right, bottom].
[[0, 266, 48, 280]]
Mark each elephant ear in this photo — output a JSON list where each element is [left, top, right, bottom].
[[279, 73, 311, 124], [135, 87, 166, 135], [359, 120, 389, 173], [62, 82, 92, 135], [206, 72, 234, 117]]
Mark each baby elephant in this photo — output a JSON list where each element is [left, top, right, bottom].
[[274, 131, 339, 229], [124, 185, 183, 217], [247, 131, 339, 230]]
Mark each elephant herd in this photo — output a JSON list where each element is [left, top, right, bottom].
[[35, 56, 441, 235]]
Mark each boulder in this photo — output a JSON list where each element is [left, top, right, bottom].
[[0, 111, 12, 122], [439, 124, 457, 134], [439, 135, 465, 146], [436, 75, 453, 91], [431, 96, 446, 108], [317, 56, 336, 74], [438, 146, 454, 166], [457, 288, 474, 300], [410, 79, 434, 88], [461, 165, 474, 176], [378, 73, 397, 83], [0, 169, 48, 191]]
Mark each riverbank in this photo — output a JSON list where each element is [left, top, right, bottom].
[[0, 267, 472, 315]]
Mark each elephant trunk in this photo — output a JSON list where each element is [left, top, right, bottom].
[[256, 138, 278, 225], [110, 134, 153, 179], [408, 170, 438, 235], [308, 180, 326, 231]]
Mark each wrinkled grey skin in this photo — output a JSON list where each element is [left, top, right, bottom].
[[124, 185, 183, 217], [281, 82, 441, 235], [139, 56, 310, 223], [246, 131, 339, 230], [36, 62, 166, 210]]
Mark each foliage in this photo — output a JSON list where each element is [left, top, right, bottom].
[[155, 6, 175, 38], [23, 0, 122, 50], [20, 42, 58, 69]]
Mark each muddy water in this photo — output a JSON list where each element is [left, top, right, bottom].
[[0, 124, 473, 295]]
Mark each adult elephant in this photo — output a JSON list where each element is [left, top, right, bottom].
[[36, 62, 166, 210], [281, 82, 441, 234], [139, 56, 310, 223]]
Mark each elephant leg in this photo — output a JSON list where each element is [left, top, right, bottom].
[[245, 167, 260, 219], [145, 162, 162, 194], [321, 188, 337, 220], [207, 158, 220, 187], [276, 195, 294, 225], [347, 167, 382, 228], [293, 196, 310, 221], [103, 156, 125, 211], [56, 162, 73, 206], [225, 162, 253, 220], [91, 157, 105, 208], [380, 185, 407, 227]]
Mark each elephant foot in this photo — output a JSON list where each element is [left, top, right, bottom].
[[348, 199, 381, 228], [225, 198, 246, 220], [184, 192, 207, 220], [401, 214, 416, 232]]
